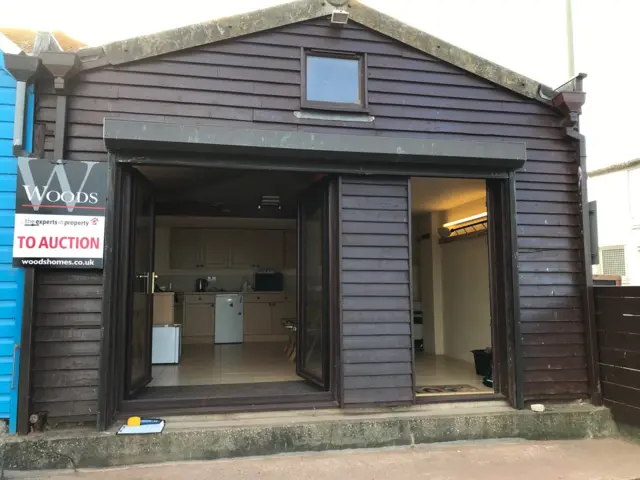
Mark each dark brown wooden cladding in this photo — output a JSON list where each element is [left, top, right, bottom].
[[595, 286, 640, 426], [31, 271, 102, 424], [34, 17, 586, 402], [340, 176, 414, 406]]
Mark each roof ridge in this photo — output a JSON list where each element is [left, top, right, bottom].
[[73, 0, 561, 105]]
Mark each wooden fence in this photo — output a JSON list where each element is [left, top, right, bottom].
[[595, 286, 640, 425]]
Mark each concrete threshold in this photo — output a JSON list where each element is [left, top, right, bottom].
[[0, 401, 617, 471]]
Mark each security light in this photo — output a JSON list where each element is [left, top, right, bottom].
[[331, 9, 350, 25]]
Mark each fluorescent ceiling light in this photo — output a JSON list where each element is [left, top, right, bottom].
[[443, 212, 487, 228]]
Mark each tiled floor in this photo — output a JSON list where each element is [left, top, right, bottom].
[[149, 343, 298, 387], [150, 343, 493, 393], [414, 353, 494, 393]]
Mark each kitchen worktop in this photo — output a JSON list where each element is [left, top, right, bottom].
[[181, 291, 288, 295]]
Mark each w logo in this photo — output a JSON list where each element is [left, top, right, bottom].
[[16, 158, 104, 214]]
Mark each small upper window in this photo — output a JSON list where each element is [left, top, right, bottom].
[[302, 50, 366, 111]]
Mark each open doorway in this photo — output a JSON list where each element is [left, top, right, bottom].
[[117, 165, 336, 412], [411, 177, 494, 397]]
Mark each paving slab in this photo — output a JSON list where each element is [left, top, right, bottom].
[[16, 438, 640, 480]]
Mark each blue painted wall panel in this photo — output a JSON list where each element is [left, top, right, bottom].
[[0, 49, 28, 434], [0, 144, 13, 157]]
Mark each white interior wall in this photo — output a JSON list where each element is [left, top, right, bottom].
[[441, 235, 492, 364], [415, 213, 445, 355], [413, 193, 491, 364]]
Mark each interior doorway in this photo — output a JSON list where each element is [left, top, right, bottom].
[[410, 177, 500, 399], [112, 164, 338, 414]]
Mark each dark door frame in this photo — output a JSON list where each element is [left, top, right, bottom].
[[296, 177, 335, 389], [487, 174, 522, 408], [99, 161, 133, 429], [99, 154, 342, 429], [410, 175, 520, 407], [124, 171, 156, 397], [97, 121, 526, 429], [99, 160, 522, 431]]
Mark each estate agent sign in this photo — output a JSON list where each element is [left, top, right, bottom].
[[12, 158, 108, 269]]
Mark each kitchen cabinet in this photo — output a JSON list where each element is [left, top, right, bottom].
[[244, 299, 295, 341], [229, 229, 283, 269], [183, 303, 215, 343], [170, 229, 203, 270], [153, 292, 175, 325], [244, 292, 292, 303], [243, 302, 272, 336], [228, 230, 259, 268], [169, 227, 285, 270], [185, 293, 216, 304], [169, 228, 230, 269], [283, 230, 297, 269], [255, 230, 283, 268], [202, 230, 230, 267]]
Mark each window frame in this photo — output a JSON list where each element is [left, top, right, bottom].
[[301, 48, 368, 112]]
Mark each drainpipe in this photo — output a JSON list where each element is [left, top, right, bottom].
[[4, 32, 63, 157], [552, 74, 602, 406], [3, 55, 40, 156], [39, 52, 80, 160], [12, 82, 27, 153]]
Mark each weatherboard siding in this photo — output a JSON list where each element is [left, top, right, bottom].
[[340, 176, 414, 406], [34, 17, 587, 402], [0, 50, 29, 433], [31, 271, 102, 424]]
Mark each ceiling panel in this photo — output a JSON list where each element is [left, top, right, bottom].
[[411, 177, 486, 212], [135, 165, 317, 218]]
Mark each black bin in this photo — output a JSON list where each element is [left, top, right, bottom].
[[471, 349, 492, 376]]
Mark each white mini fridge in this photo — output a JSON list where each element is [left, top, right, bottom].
[[214, 294, 244, 344], [152, 325, 181, 364]]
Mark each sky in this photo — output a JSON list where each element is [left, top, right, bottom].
[[1, 0, 638, 170]]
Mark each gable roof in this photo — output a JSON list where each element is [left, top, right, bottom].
[[75, 0, 558, 105]]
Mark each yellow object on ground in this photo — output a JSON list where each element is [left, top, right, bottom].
[[127, 416, 141, 427]]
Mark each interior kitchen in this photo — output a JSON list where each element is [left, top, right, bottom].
[[139, 166, 319, 390]]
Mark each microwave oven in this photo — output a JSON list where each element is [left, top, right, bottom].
[[254, 272, 284, 292]]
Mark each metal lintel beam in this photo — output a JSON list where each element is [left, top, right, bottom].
[[104, 119, 526, 172]]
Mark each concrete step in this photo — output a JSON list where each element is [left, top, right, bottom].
[[1, 403, 617, 472]]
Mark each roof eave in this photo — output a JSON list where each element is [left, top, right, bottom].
[[588, 158, 640, 178], [0, 33, 23, 55], [73, 0, 556, 106]]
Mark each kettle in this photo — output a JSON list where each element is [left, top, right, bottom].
[[195, 278, 208, 292]]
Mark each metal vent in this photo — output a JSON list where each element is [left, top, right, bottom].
[[258, 195, 281, 210], [600, 246, 626, 276]]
